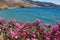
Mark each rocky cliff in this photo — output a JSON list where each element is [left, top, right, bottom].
[[0, 0, 40, 9]]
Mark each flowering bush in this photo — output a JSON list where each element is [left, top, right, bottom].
[[0, 18, 60, 40]]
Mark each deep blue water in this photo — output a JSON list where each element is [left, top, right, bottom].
[[0, 8, 60, 25]]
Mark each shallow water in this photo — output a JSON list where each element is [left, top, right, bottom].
[[0, 8, 60, 25]]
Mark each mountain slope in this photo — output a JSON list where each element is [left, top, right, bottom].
[[0, 0, 60, 9], [0, 0, 39, 8], [28, 0, 60, 8]]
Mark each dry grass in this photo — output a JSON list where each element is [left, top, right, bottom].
[[0, 33, 4, 40]]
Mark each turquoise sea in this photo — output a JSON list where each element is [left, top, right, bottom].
[[0, 8, 60, 25]]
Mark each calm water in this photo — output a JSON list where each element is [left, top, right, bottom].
[[0, 8, 60, 25]]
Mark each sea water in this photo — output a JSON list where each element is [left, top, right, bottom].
[[0, 8, 60, 25]]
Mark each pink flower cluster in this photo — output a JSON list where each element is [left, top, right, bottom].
[[0, 18, 60, 40]]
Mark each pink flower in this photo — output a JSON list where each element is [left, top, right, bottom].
[[10, 28, 13, 33], [44, 23, 51, 28], [54, 38, 60, 40], [54, 38, 57, 40], [7, 39, 10, 40], [55, 32, 59, 36], [31, 22, 35, 26], [10, 32, 16, 38], [31, 34, 36, 38], [46, 37, 50, 40], [10, 32, 19, 39], [10, 19, 16, 23], [31, 38, 38, 40], [14, 24, 25, 32], [18, 25, 25, 29], [56, 21, 60, 25], [38, 28, 45, 32], [36, 19, 41, 24], [26, 21, 30, 26], [44, 31, 51, 37], [50, 26, 58, 32], [0, 18, 5, 24], [2, 19, 60, 40], [15, 23, 20, 27], [38, 23, 42, 27], [21, 30, 29, 37], [2, 26, 7, 31], [18, 20, 24, 26], [26, 38, 30, 40]]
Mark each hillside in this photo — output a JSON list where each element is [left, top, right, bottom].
[[0, 0, 60, 9], [0, 0, 40, 9]]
